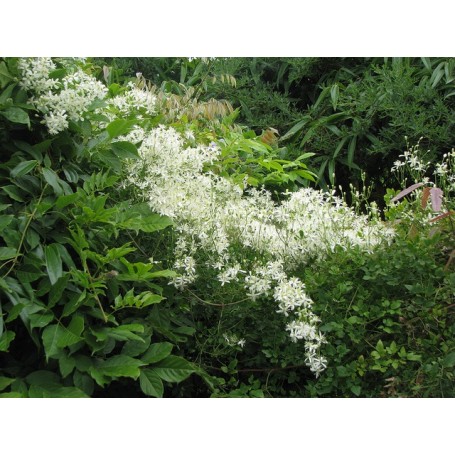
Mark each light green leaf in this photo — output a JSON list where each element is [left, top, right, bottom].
[[153, 355, 195, 383], [443, 351, 455, 368], [330, 84, 339, 110], [2, 185, 24, 202], [10, 160, 38, 179], [41, 324, 63, 360], [0, 247, 17, 260], [59, 355, 76, 378], [44, 243, 63, 285], [29, 312, 54, 329], [0, 61, 14, 88], [111, 141, 139, 160], [0, 107, 30, 126], [106, 119, 136, 138], [139, 369, 164, 397], [0, 331, 15, 351], [42, 168, 63, 196], [141, 342, 173, 364], [0, 376, 15, 391], [95, 355, 145, 379], [0, 215, 13, 230]]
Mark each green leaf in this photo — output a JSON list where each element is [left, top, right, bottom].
[[94, 355, 145, 380], [0, 215, 13, 231], [0, 331, 16, 352], [330, 84, 339, 110], [59, 355, 76, 378], [0, 61, 14, 88], [26, 370, 60, 386], [0, 247, 17, 260], [281, 117, 310, 141], [2, 184, 25, 202], [10, 160, 38, 179], [139, 369, 164, 397], [141, 342, 173, 364], [152, 355, 195, 383], [73, 371, 94, 396], [111, 141, 139, 160], [350, 385, 361, 396], [55, 193, 79, 209], [28, 384, 88, 398], [106, 119, 136, 138], [118, 213, 173, 233], [0, 392, 23, 398], [442, 351, 455, 368], [48, 274, 70, 306], [42, 168, 64, 196], [41, 324, 63, 360], [28, 312, 54, 329], [0, 107, 30, 126], [121, 335, 152, 357], [44, 243, 63, 285], [0, 376, 15, 391]]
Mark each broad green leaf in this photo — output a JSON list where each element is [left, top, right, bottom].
[[350, 385, 361, 396], [0, 246, 17, 260], [44, 243, 63, 285], [152, 355, 195, 383], [0, 376, 15, 391], [73, 371, 94, 396], [0, 107, 30, 126], [29, 312, 54, 329], [121, 335, 152, 357], [92, 324, 144, 343], [0, 330, 16, 352], [0, 82, 15, 104], [118, 213, 173, 233], [141, 342, 173, 364], [42, 168, 64, 196], [42, 324, 63, 360], [59, 355, 76, 378], [106, 119, 136, 138], [24, 228, 40, 250], [139, 369, 164, 397], [111, 141, 139, 160], [55, 193, 79, 209], [28, 384, 88, 398], [95, 355, 145, 379], [26, 370, 60, 386], [10, 160, 38, 179], [0, 61, 14, 88], [0, 392, 23, 398], [2, 185, 24, 202], [67, 315, 84, 338], [48, 274, 70, 306], [443, 351, 455, 368], [148, 270, 177, 279], [0, 215, 14, 231]]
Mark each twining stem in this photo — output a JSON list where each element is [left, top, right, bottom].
[[80, 256, 108, 323], [187, 289, 250, 307], [2, 183, 48, 279]]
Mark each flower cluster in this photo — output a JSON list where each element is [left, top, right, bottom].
[[105, 81, 157, 120], [122, 124, 395, 376], [18, 58, 107, 134], [17, 58, 396, 378]]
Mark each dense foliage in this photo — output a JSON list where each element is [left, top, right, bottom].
[[0, 57, 454, 398]]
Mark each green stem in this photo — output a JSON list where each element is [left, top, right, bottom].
[[2, 183, 48, 279]]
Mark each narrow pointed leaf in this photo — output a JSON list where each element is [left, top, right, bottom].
[[391, 182, 425, 202]]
